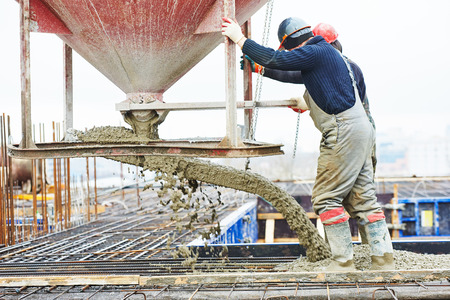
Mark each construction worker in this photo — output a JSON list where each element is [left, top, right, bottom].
[[222, 17, 394, 271], [255, 23, 377, 169], [242, 23, 378, 176]]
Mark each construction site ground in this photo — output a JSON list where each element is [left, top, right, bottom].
[[0, 186, 448, 299]]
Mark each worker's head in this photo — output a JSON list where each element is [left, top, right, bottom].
[[277, 17, 313, 51], [312, 23, 343, 53]]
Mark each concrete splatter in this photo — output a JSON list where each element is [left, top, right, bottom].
[[77, 126, 331, 262], [276, 244, 450, 272]]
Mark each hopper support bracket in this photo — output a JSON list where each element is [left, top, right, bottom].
[[7, 139, 284, 160]]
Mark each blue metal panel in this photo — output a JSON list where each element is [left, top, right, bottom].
[[188, 200, 258, 246], [399, 198, 450, 237]]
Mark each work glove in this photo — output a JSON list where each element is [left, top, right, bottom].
[[240, 55, 263, 74], [288, 97, 309, 113], [221, 17, 244, 44]]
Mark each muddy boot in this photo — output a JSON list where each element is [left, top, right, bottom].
[[324, 220, 356, 271], [358, 223, 369, 244], [365, 219, 395, 270]]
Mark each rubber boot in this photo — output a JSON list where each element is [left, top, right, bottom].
[[365, 219, 395, 270], [358, 224, 369, 244], [323, 220, 356, 271]]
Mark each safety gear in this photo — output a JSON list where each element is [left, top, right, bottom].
[[310, 52, 379, 226], [323, 220, 356, 271], [364, 219, 395, 270], [277, 17, 313, 50], [312, 23, 338, 43], [289, 96, 309, 113], [221, 17, 245, 44], [240, 55, 262, 74]]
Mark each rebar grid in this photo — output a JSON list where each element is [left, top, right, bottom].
[[0, 281, 448, 300], [0, 186, 255, 263]]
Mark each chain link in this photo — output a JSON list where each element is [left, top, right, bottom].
[[246, 0, 274, 171], [248, 0, 274, 142], [292, 111, 301, 159]]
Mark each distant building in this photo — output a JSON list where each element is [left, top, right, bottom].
[[376, 128, 450, 177]]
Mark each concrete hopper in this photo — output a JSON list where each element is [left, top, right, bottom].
[[28, 0, 268, 94], [10, 0, 292, 159]]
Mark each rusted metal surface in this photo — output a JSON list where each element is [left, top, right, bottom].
[[223, 0, 238, 147], [19, 0, 36, 149], [18, 0, 268, 94], [63, 44, 73, 132], [242, 20, 253, 139], [7, 140, 284, 159], [86, 157, 90, 222], [26, 0, 72, 34]]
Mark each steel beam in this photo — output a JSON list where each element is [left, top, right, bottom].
[[242, 20, 253, 139], [222, 0, 238, 147], [19, 0, 36, 149], [7, 140, 284, 160], [63, 44, 73, 134], [115, 99, 298, 112]]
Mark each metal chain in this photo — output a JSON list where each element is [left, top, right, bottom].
[[248, 0, 274, 142], [245, 0, 274, 171], [292, 111, 301, 159]]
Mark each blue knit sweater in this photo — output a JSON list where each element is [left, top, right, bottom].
[[242, 36, 356, 114]]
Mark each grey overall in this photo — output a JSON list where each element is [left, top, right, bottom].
[[303, 55, 384, 227]]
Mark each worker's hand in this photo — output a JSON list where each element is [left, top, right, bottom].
[[222, 17, 245, 44], [240, 55, 263, 74], [288, 97, 309, 113]]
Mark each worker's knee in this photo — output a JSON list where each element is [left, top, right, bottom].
[[317, 207, 349, 226]]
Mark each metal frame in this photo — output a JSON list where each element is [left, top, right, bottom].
[[19, 0, 35, 149], [13, 0, 288, 159], [8, 140, 283, 159], [116, 100, 297, 112]]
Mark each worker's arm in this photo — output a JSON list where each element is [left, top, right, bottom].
[[241, 55, 305, 84], [240, 56, 308, 114], [242, 39, 316, 71], [222, 18, 315, 71], [264, 69, 304, 84]]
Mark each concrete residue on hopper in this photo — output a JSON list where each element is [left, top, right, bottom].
[[77, 126, 332, 262]]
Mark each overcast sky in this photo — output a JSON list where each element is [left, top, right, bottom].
[[1, 0, 450, 154]]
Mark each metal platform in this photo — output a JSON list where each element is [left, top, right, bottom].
[[7, 139, 284, 159]]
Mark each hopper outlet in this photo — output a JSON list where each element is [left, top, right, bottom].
[[121, 93, 168, 140]]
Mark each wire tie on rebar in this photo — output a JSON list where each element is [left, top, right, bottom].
[[15, 286, 27, 294], [414, 280, 428, 289], [372, 285, 398, 300], [227, 282, 236, 299], [188, 284, 202, 300], [260, 283, 269, 300], [87, 285, 105, 300], [18, 287, 44, 300], [51, 285, 73, 300], [123, 291, 146, 300], [81, 284, 90, 292], [153, 285, 168, 298]]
